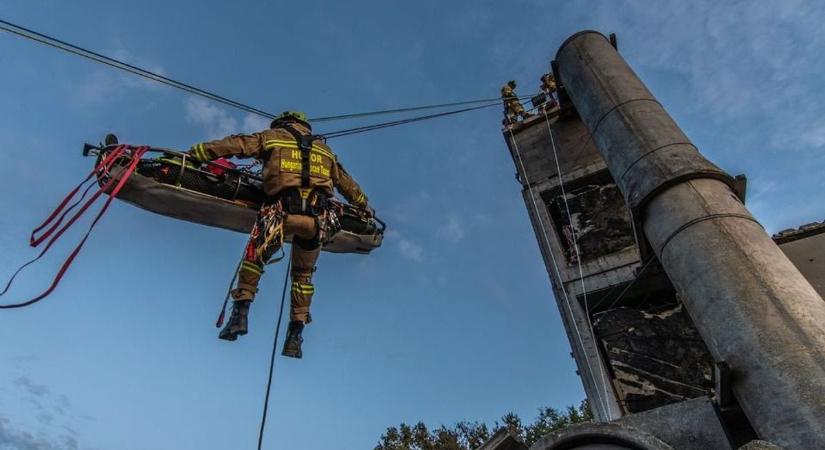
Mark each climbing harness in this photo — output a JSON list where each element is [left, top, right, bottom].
[[280, 125, 315, 189], [0, 145, 148, 308], [318, 202, 343, 246], [254, 203, 288, 266]]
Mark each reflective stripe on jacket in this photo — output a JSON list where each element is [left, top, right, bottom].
[[189, 123, 368, 207]]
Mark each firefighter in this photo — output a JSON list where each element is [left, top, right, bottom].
[[540, 73, 559, 110], [501, 80, 531, 123], [188, 111, 370, 358]]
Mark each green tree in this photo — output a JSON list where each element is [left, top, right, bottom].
[[375, 400, 592, 450]]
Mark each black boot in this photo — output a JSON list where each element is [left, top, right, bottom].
[[219, 300, 251, 341], [282, 321, 304, 358]]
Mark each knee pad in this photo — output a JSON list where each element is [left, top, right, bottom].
[[293, 234, 320, 251]]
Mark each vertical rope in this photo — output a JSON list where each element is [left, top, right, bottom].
[[542, 109, 590, 319], [507, 127, 610, 419], [257, 249, 292, 450], [542, 108, 614, 418]]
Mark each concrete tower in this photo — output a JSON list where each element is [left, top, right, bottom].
[[501, 31, 825, 450]]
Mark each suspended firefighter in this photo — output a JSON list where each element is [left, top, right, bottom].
[[188, 111, 371, 358], [501, 80, 531, 124]]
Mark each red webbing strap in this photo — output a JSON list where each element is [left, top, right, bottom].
[[30, 146, 126, 247], [6, 149, 130, 287], [0, 146, 148, 309]]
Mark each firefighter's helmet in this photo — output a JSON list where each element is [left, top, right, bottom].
[[271, 110, 311, 130]]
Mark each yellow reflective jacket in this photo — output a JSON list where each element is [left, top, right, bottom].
[[190, 123, 368, 207]]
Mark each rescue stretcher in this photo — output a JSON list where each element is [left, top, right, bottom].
[[82, 135, 385, 254]]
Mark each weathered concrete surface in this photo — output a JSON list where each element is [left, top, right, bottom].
[[774, 221, 825, 298], [619, 397, 732, 450], [554, 32, 734, 212], [530, 422, 675, 450], [594, 303, 714, 413], [643, 179, 825, 448], [738, 441, 786, 450], [527, 398, 730, 450], [555, 30, 825, 448], [542, 177, 635, 264]]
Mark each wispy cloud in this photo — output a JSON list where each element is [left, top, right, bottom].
[[185, 97, 270, 140], [70, 47, 168, 106], [7, 355, 39, 366], [386, 230, 424, 262], [398, 238, 424, 262], [0, 416, 79, 450], [596, 0, 825, 153], [242, 113, 271, 133], [185, 97, 238, 139], [4, 375, 85, 449], [14, 377, 49, 398], [437, 213, 465, 243], [384, 191, 432, 227]]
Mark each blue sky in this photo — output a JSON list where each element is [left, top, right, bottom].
[[1, 1, 824, 449]]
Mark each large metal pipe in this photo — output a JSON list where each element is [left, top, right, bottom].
[[555, 31, 825, 448]]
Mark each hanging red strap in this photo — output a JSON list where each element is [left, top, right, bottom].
[[0, 146, 148, 309], [29, 146, 126, 247], [19, 148, 129, 267]]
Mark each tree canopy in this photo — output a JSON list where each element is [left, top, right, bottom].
[[375, 400, 592, 450]]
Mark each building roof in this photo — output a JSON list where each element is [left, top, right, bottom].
[[772, 220, 825, 245]]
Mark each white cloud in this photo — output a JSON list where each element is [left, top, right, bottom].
[[778, 117, 825, 151], [242, 113, 271, 133], [599, 0, 825, 149], [70, 47, 168, 105], [398, 238, 424, 262], [386, 230, 424, 262], [437, 213, 465, 243], [184, 97, 239, 139], [185, 99, 271, 139], [385, 191, 432, 226]]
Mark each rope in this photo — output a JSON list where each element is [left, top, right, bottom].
[[257, 252, 292, 450], [506, 127, 611, 419], [309, 95, 530, 122], [591, 255, 657, 312], [0, 146, 148, 308], [541, 109, 615, 415], [0, 17, 529, 128], [534, 108, 659, 314], [322, 101, 502, 139], [215, 259, 243, 328], [0, 19, 277, 119], [542, 109, 590, 319]]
